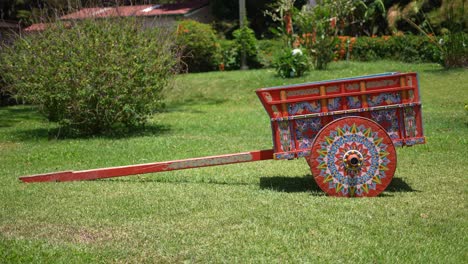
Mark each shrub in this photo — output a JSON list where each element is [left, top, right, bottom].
[[232, 25, 261, 69], [274, 48, 310, 78], [176, 20, 221, 72], [335, 36, 356, 61], [392, 35, 441, 63], [441, 32, 468, 68], [218, 25, 261, 70], [0, 18, 179, 136], [351, 35, 441, 63], [219, 39, 237, 70], [296, 4, 339, 70], [310, 35, 339, 70], [258, 39, 284, 68]]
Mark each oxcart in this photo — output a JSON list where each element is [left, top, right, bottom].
[[20, 72, 425, 197]]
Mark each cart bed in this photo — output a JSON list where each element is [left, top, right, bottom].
[[256, 72, 425, 160]]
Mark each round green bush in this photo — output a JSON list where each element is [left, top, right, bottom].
[[219, 25, 262, 70], [232, 25, 261, 69], [176, 20, 221, 72], [1, 18, 179, 136]]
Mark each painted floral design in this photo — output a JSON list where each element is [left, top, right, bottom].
[[295, 118, 322, 149], [328, 98, 341, 111], [289, 101, 321, 115], [371, 109, 400, 140], [310, 119, 396, 197], [367, 92, 401, 107]]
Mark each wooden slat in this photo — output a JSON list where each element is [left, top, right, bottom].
[[19, 149, 275, 183], [400, 76, 409, 103], [360, 81, 368, 108], [280, 90, 288, 116], [265, 86, 416, 105], [270, 102, 421, 121], [319, 85, 328, 112]]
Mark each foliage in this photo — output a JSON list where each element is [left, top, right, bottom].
[[176, 20, 221, 73], [210, 0, 238, 20], [387, 0, 467, 35], [290, 0, 387, 37], [265, 0, 345, 72], [0, 0, 72, 25], [257, 39, 284, 68], [296, 3, 339, 70], [350, 35, 441, 63], [354, 0, 386, 36], [426, 0, 467, 33], [232, 24, 261, 69], [440, 32, 468, 68], [335, 36, 357, 61], [264, 0, 297, 47], [0, 18, 179, 136], [218, 22, 264, 71], [274, 48, 310, 78], [386, 0, 467, 68], [310, 35, 338, 70], [317, 0, 358, 36], [221, 38, 283, 70], [219, 39, 237, 70]]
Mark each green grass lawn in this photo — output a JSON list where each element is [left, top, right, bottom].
[[1, 61, 467, 263]]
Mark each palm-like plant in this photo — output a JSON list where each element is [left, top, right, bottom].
[[386, 0, 466, 68], [387, 0, 466, 35]]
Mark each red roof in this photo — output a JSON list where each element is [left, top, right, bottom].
[[60, 0, 208, 20], [24, 22, 72, 32], [24, 23, 49, 32]]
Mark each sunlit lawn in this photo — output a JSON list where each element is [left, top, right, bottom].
[[1, 61, 466, 263]]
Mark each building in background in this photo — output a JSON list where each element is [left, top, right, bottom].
[[25, 0, 212, 32]]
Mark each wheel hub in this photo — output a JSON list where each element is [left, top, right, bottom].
[[343, 150, 364, 171]]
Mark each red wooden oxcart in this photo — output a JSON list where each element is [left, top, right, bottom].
[[20, 72, 425, 197]]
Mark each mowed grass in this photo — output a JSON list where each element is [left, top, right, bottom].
[[0, 61, 467, 263]]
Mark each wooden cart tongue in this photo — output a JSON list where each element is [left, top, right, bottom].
[[19, 149, 274, 183]]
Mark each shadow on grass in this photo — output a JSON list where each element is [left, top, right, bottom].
[[9, 124, 172, 141], [385, 177, 419, 192], [1, 105, 172, 141], [260, 175, 417, 194], [0, 106, 44, 128], [260, 175, 322, 194]]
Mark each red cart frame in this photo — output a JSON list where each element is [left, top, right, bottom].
[[256, 72, 425, 160]]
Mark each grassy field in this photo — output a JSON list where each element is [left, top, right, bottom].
[[0, 61, 467, 263]]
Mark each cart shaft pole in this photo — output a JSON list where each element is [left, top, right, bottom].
[[19, 149, 275, 183]]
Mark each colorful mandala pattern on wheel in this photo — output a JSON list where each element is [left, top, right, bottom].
[[308, 117, 396, 197]]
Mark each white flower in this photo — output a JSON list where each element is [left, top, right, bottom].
[[292, 48, 303, 56], [438, 38, 444, 45]]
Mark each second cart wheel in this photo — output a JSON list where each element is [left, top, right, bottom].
[[307, 117, 397, 197]]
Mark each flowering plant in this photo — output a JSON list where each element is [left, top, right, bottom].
[[274, 48, 310, 78]]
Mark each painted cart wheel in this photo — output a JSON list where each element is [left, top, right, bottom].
[[307, 117, 396, 197]]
